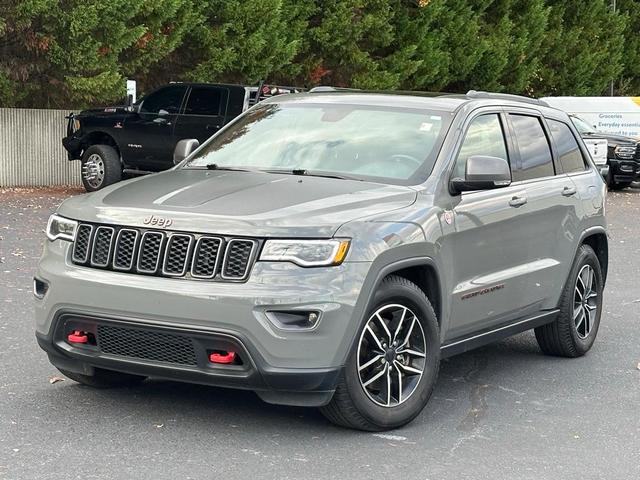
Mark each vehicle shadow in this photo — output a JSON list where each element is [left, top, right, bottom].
[[58, 330, 553, 434]]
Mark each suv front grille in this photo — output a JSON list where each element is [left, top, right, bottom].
[[71, 223, 258, 282], [97, 324, 197, 365]]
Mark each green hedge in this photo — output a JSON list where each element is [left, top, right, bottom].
[[0, 0, 636, 108]]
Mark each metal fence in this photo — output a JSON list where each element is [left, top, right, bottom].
[[0, 108, 81, 187]]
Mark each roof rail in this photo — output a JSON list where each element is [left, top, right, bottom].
[[308, 86, 362, 93], [466, 90, 549, 107]]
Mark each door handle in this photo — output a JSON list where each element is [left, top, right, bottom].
[[509, 195, 527, 207], [206, 124, 221, 131], [561, 185, 577, 197]]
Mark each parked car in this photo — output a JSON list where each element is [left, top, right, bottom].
[[570, 115, 640, 189], [37, 90, 608, 431], [62, 82, 303, 192]]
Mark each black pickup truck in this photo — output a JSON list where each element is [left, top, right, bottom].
[[63, 83, 303, 191], [570, 115, 640, 190]]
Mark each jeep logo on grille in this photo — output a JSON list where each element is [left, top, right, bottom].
[[143, 215, 173, 228]]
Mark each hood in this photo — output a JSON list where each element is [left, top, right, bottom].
[[582, 131, 639, 147], [78, 105, 131, 118], [58, 170, 418, 237]]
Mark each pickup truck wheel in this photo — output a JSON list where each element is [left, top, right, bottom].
[[320, 275, 440, 431], [535, 245, 603, 357], [81, 145, 121, 192], [57, 367, 146, 388]]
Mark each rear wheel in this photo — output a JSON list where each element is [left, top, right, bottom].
[[535, 245, 603, 357], [81, 144, 121, 192], [57, 367, 146, 388], [320, 275, 440, 431]]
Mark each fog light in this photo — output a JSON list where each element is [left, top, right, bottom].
[[33, 277, 49, 299], [265, 310, 321, 330]]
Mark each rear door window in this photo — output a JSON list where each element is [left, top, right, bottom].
[[184, 87, 227, 116], [453, 114, 510, 179], [509, 114, 555, 181], [547, 119, 587, 173], [140, 85, 187, 114]]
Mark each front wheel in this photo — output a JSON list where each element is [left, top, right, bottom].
[[81, 144, 122, 192], [320, 275, 440, 431]]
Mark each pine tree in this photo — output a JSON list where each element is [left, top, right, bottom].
[[531, 0, 627, 96], [0, 0, 195, 108]]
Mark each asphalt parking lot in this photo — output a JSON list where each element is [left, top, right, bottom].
[[1, 185, 639, 480]]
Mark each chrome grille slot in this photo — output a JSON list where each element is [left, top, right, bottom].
[[162, 234, 193, 276], [113, 229, 139, 271], [72, 224, 93, 263], [90, 226, 114, 267], [191, 236, 222, 278], [222, 239, 256, 280], [137, 231, 165, 274]]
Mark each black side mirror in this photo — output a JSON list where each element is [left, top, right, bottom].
[[451, 155, 512, 193], [173, 139, 200, 165]]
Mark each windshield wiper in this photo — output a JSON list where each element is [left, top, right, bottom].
[[204, 163, 254, 172], [265, 168, 360, 181]]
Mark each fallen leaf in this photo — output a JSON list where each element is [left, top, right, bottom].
[[48, 376, 65, 384]]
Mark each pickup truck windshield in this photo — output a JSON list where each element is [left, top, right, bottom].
[[183, 102, 451, 185], [572, 116, 598, 135]]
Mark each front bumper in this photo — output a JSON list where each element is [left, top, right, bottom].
[[608, 158, 640, 182], [35, 240, 371, 406], [62, 135, 82, 160]]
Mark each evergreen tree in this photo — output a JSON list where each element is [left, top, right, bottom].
[[617, 0, 640, 95], [0, 0, 195, 108], [531, 0, 627, 96]]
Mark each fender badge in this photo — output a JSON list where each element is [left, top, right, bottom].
[[114, 122, 123, 129]]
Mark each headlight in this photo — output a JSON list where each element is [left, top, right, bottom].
[[614, 145, 637, 159], [46, 214, 78, 242], [260, 239, 350, 267]]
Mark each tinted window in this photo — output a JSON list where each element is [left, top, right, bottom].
[[548, 119, 586, 173], [184, 103, 452, 185], [453, 114, 509, 179], [510, 114, 554, 181], [140, 86, 187, 114], [184, 87, 225, 116]]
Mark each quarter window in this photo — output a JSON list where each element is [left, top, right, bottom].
[[140, 86, 187, 115], [510, 114, 554, 181], [547, 119, 586, 173], [184, 87, 225, 116], [453, 114, 509, 179]]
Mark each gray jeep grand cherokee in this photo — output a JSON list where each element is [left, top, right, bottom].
[[35, 90, 608, 431]]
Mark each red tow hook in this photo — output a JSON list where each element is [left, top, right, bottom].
[[209, 351, 236, 364], [67, 330, 89, 344]]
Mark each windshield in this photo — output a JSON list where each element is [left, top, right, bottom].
[[571, 116, 597, 134], [183, 102, 452, 185]]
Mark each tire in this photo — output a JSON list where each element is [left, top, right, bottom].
[[535, 245, 603, 357], [81, 144, 122, 192], [57, 367, 146, 388], [320, 275, 440, 431]]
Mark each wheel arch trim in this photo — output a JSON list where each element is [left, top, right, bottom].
[[337, 256, 444, 366]]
